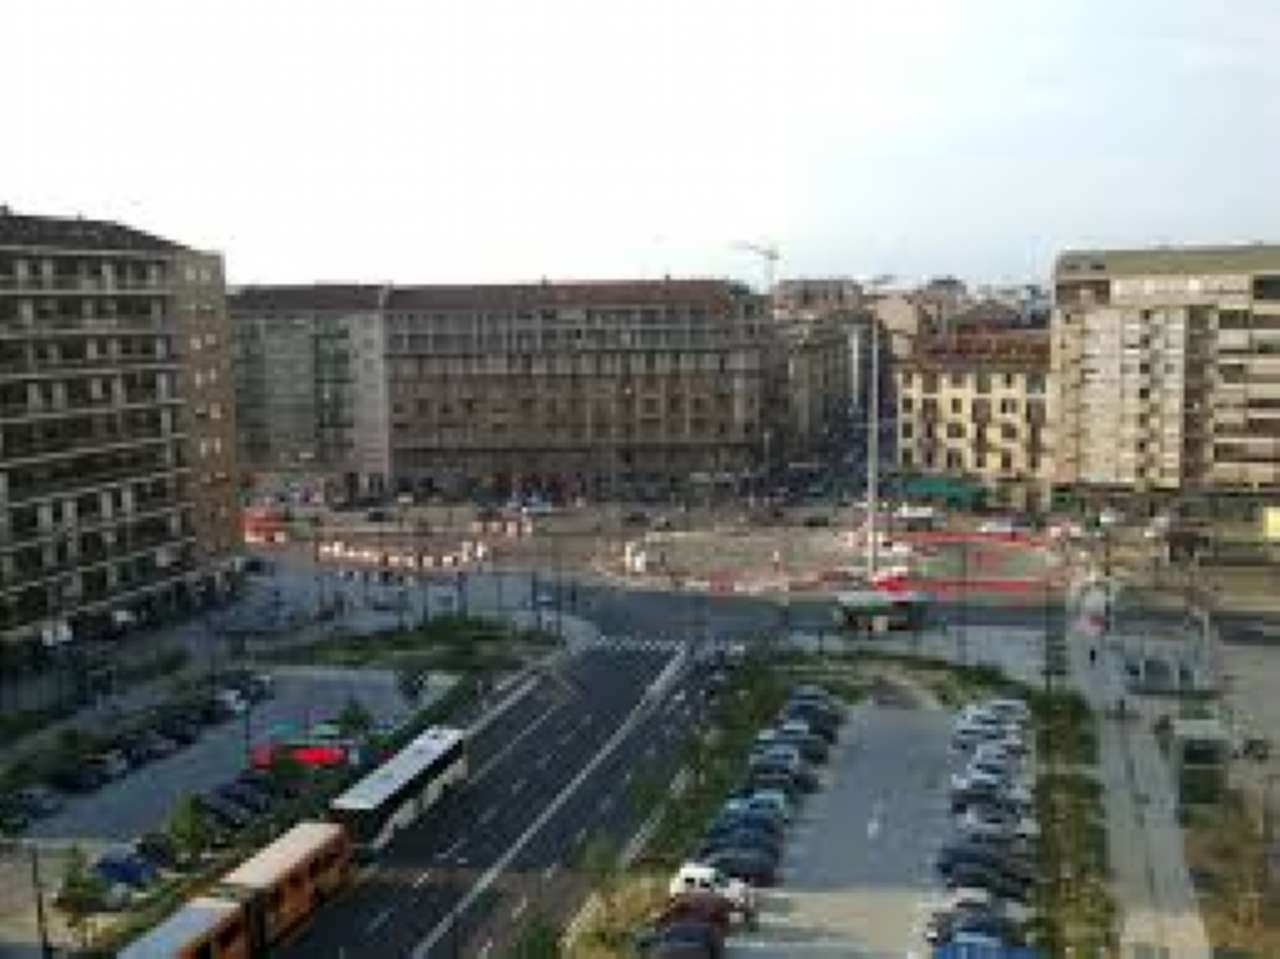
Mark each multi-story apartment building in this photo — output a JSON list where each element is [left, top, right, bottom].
[[231, 280, 778, 499], [895, 329, 1052, 510], [773, 277, 862, 316], [1052, 245, 1280, 505], [0, 210, 239, 648]]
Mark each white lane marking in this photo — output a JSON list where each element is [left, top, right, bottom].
[[366, 908, 394, 932], [574, 826, 587, 846], [471, 698, 563, 785], [511, 896, 528, 920], [480, 806, 497, 825], [410, 668, 660, 959], [511, 778, 526, 795], [622, 770, 633, 785], [412, 870, 430, 889], [440, 838, 464, 859], [543, 862, 559, 881], [537, 753, 552, 770]]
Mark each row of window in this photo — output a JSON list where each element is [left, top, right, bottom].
[[898, 370, 1045, 393]]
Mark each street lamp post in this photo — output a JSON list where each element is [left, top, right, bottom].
[[30, 846, 53, 959]]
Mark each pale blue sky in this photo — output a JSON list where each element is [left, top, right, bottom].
[[6, 0, 1278, 288]]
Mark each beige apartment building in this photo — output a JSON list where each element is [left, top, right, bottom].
[[0, 210, 239, 649], [896, 329, 1052, 510], [231, 280, 780, 499], [1052, 245, 1280, 506]]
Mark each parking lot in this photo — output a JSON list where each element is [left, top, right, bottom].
[[26, 667, 408, 844], [732, 695, 955, 958]]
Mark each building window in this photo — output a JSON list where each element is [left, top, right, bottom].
[[901, 397, 914, 413], [922, 372, 938, 393], [976, 373, 991, 394], [946, 423, 964, 439], [1004, 373, 1015, 388], [1001, 423, 1017, 440], [999, 399, 1019, 415], [949, 373, 964, 388], [901, 422, 914, 439], [950, 398, 963, 415], [901, 449, 914, 468], [946, 449, 964, 470]]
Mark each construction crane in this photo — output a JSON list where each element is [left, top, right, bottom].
[[732, 241, 780, 293]]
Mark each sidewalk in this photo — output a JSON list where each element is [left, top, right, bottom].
[[1071, 582, 1210, 959]]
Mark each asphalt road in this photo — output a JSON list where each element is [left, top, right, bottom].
[[277, 644, 695, 959], [735, 697, 955, 958]]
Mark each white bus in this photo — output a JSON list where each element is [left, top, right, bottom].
[[329, 725, 467, 857]]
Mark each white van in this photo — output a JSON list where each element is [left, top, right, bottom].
[[669, 862, 758, 915]]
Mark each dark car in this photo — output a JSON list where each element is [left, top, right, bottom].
[[781, 709, 838, 743], [703, 822, 783, 854], [662, 893, 732, 934], [951, 784, 1025, 816], [926, 907, 1024, 946], [50, 764, 106, 795], [741, 768, 809, 798], [12, 786, 63, 819], [95, 852, 157, 891], [937, 843, 1036, 885], [623, 511, 650, 527], [237, 768, 300, 800], [709, 811, 784, 839], [703, 849, 776, 887], [194, 793, 252, 830], [696, 836, 780, 867], [770, 731, 829, 764], [635, 919, 724, 959], [785, 696, 842, 725], [216, 782, 271, 814], [0, 796, 30, 835], [135, 832, 180, 871], [802, 515, 830, 528]]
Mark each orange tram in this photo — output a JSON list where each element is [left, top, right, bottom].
[[118, 821, 351, 959]]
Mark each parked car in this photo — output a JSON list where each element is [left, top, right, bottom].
[[937, 842, 1037, 885], [771, 729, 829, 764], [722, 798, 786, 826], [135, 832, 180, 871], [701, 849, 776, 887], [155, 714, 200, 745], [194, 793, 252, 829], [696, 835, 780, 866], [0, 797, 30, 834], [702, 825, 783, 857], [12, 785, 64, 818], [668, 862, 757, 918], [94, 852, 158, 891], [216, 782, 271, 814], [634, 918, 724, 959], [661, 893, 733, 934], [49, 764, 106, 795], [708, 811, 783, 839], [742, 768, 810, 798], [926, 907, 1024, 946]]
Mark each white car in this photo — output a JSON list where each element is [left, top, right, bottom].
[[959, 808, 1039, 841], [981, 699, 1031, 723], [669, 862, 757, 915]]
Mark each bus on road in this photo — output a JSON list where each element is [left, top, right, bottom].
[[329, 725, 467, 857]]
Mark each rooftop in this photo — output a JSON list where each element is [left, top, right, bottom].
[[220, 821, 344, 890], [0, 209, 184, 253], [907, 329, 1050, 369], [116, 897, 237, 959], [228, 284, 385, 312], [332, 726, 464, 812], [1056, 244, 1280, 279], [384, 278, 751, 311]]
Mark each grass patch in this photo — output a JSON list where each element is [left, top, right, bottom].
[[1031, 696, 1114, 956], [636, 661, 788, 869]]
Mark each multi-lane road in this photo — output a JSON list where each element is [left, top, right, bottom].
[[279, 644, 702, 959]]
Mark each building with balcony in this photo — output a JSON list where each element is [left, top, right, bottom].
[[0, 209, 239, 649], [1052, 244, 1280, 508], [231, 280, 778, 500], [895, 328, 1052, 511]]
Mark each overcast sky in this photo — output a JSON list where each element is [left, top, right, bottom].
[[6, 0, 1279, 288]]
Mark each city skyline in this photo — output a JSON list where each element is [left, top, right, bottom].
[[5, 0, 1279, 287]]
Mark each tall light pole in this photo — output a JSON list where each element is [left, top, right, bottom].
[[866, 319, 880, 580]]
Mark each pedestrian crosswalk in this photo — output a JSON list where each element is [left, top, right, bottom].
[[586, 636, 685, 653]]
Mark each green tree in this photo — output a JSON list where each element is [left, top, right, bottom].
[[578, 838, 620, 932], [57, 845, 105, 948], [167, 794, 210, 865], [336, 696, 374, 739]]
